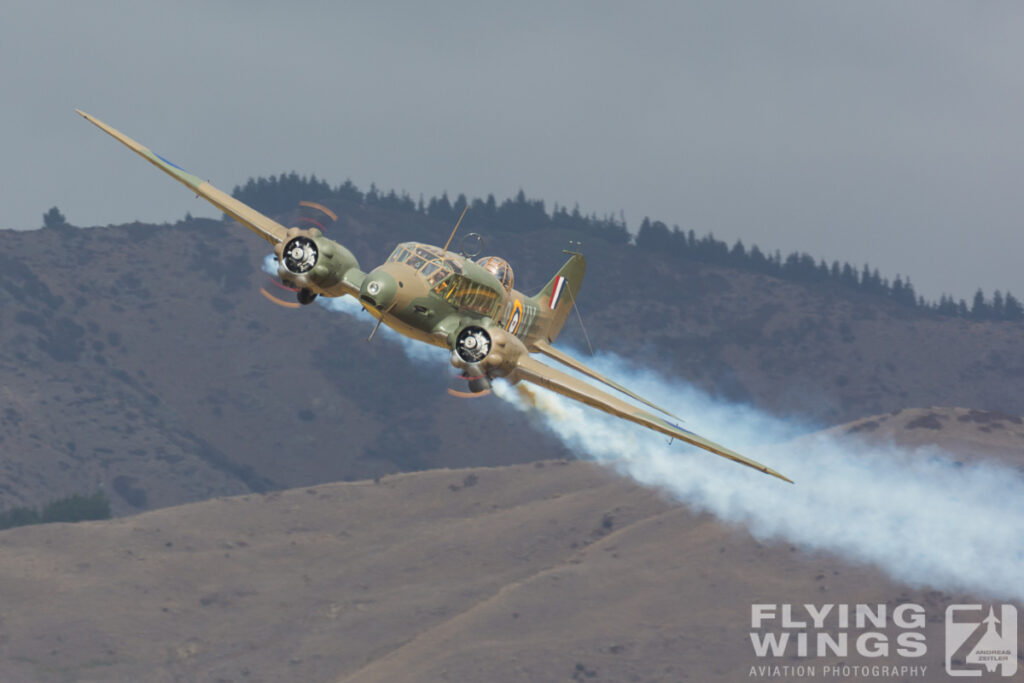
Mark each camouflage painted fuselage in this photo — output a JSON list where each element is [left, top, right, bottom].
[[307, 239, 581, 354]]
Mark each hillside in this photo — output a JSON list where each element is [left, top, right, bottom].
[[828, 406, 1024, 471], [0, 219, 571, 515], [1, 203, 1023, 515], [0, 410, 1019, 682]]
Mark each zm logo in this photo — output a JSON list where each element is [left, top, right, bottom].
[[946, 604, 1018, 677]]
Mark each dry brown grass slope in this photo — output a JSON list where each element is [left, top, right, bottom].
[[1, 406, 1021, 683], [830, 407, 1024, 472], [0, 462, 668, 682]]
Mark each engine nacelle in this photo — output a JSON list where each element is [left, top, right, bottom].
[[450, 324, 526, 379], [273, 227, 360, 297]]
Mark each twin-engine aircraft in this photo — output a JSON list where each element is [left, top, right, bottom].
[[76, 110, 791, 483]]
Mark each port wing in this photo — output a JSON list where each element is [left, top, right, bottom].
[[76, 110, 288, 245]]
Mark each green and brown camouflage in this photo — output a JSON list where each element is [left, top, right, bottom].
[[76, 110, 792, 484]]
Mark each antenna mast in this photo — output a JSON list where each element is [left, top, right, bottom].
[[442, 204, 470, 253]]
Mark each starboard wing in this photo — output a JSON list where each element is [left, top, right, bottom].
[[76, 110, 289, 245], [532, 341, 682, 421], [514, 355, 793, 483]]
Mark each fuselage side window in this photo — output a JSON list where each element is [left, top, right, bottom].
[[457, 283, 499, 316], [433, 276, 458, 300], [432, 274, 499, 316]]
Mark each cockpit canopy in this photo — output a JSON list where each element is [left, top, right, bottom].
[[476, 256, 514, 292], [386, 242, 462, 287]]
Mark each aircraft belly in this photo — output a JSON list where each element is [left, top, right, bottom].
[[376, 310, 446, 348]]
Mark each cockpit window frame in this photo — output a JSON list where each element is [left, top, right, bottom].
[[475, 256, 515, 292], [387, 246, 412, 263], [390, 242, 465, 291]]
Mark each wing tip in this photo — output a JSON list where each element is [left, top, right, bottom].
[[765, 467, 794, 484]]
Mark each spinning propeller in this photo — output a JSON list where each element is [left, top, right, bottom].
[[259, 201, 338, 308]]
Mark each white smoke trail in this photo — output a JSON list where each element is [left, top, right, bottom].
[[262, 257, 1024, 601], [493, 352, 1024, 604]]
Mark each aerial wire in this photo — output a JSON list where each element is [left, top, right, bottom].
[[565, 282, 595, 356]]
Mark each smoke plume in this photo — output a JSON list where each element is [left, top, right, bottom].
[[493, 353, 1024, 604]]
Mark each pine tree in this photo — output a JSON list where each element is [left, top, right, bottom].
[[365, 183, 380, 205], [1004, 292, 1024, 320], [427, 192, 453, 222], [937, 294, 958, 316], [992, 290, 1005, 320], [636, 218, 671, 251], [971, 289, 988, 319], [840, 263, 858, 288], [748, 245, 767, 272], [730, 240, 747, 264], [43, 206, 67, 229]]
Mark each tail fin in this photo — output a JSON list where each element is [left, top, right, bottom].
[[531, 250, 586, 343]]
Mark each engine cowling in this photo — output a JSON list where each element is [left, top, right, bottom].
[[273, 227, 360, 297], [450, 324, 526, 380]]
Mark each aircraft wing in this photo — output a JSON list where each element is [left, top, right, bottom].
[[532, 341, 681, 421], [514, 355, 793, 483], [76, 110, 288, 245]]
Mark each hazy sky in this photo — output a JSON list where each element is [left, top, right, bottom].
[[3, 1, 1023, 300]]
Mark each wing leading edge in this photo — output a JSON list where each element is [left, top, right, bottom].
[[514, 356, 793, 483], [532, 341, 682, 421], [76, 110, 289, 245]]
